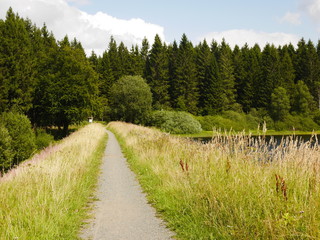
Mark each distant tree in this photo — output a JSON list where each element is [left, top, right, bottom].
[[256, 44, 281, 109], [45, 36, 99, 133], [168, 40, 179, 107], [98, 51, 115, 98], [173, 34, 199, 114], [279, 48, 295, 101], [140, 37, 150, 78], [0, 8, 35, 113], [196, 40, 221, 114], [271, 87, 290, 121], [147, 34, 170, 109], [218, 40, 236, 110], [88, 51, 99, 71], [292, 80, 314, 115], [109, 75, 152, 124]]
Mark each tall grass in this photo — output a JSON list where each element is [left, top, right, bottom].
[[0, 123, 107, 239], [108, 122, 320, 239]]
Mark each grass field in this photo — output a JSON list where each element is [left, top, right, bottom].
[[108, 121, 320, 240], [0, 123, 107, 240]]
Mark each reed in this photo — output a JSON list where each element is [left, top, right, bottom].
[[108, 121, 320, 239], [0, 123, 107, 240]]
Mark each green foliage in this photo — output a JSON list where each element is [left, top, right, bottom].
[[0, 112, 36, 165], [292, 80, 314, 115], [274, 115, 319, 131], [172, 34, 199, 114], [0, 125, 13, 170], [35, 129, 54, 150], [271, 87, 291, 121], [148, 110, 202, 134], [147, 34, 170, 109], [197, 111, 260, 131], [109, 75, 152, 124]]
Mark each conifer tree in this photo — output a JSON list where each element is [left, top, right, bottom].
[[218, 40, 236, 110], [147, 34, 170, 109], [173, 34, 199, 114], [196, 40, 221, 114], [168, 40, 179, 107], [0, 8, 35, 113], [108, 36, 121, 80], [279, 48, 295, 102], [98, 51, 115, 98], [256, 44, 281, 109]]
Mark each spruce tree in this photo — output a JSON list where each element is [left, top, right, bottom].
[[147, 34, 170, 109], [218, 40, 236, 110], [0, 8, 35, 113], [173, 34, 199, 114], [256, 44, 281, 109], [168, 41, 179, 107], [196, 40, 221, 114]]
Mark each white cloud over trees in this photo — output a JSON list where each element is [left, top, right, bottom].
[[0, 0, 165, 55]]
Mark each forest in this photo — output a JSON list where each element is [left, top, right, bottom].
[[2, 7, 320, 134]]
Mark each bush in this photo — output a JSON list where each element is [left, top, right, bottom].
[[0, 112, 36, 165], [0, 125, 13, 170], [148, 111, 202, 134], [197, 111, 260, 131], [274, 115, 319, 131], [109, 75, 152, 124], [35, 129, 54, 150]]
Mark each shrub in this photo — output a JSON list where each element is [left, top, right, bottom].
[[35, 129, 54, 150], [197, 111, 260, 131], [149, 111, 202, 134], [0, 125, 13, 170], [0, 112, 36, 165], [274, 115, 319, 131]]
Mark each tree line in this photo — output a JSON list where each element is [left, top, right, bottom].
[[1, 8, 320, 131]]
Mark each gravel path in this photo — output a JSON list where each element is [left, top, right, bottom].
[[80, 130, 174, 240]]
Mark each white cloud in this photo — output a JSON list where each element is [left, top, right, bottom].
[[0, 0, 165, 55], [301, 0, 320, 24], [66, 0, 91, 5], [280, 12, 302, 25], [200, 29, 300, 48]]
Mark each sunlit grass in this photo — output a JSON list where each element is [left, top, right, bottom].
[[108, 121, 320, 239], [0, 123, 107, 240]]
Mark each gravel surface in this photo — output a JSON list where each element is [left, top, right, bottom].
[[80, 130, 175, 240]]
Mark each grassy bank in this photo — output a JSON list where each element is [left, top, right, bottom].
[[108, 121, 320, 239], [0, 123, 107, 239]]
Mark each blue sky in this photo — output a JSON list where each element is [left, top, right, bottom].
[[1, 0, 320, 55]]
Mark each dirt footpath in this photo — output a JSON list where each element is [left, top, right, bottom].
[[80, 130, 174, 240]]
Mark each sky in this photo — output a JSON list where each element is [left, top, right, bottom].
[[0, 0, 320, 55]]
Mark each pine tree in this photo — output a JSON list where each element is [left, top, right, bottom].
[[279, 47, 295, 102], [147, 34, 170, 109], [168, 40, 179, 107], [271, 87, 290, 121], [292, 80, 314, 115], [256, 44, 281, 109], [196, 40, 221, 114], [108, 36, 121, 80], [98, 51, 115, 98], [173, 34, 199, 114], [0, 8, 35, 113], [218, 40, 236, 110]]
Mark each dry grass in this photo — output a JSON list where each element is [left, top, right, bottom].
[[109, 121, 320, 239], [0, 123, 107, 240]]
